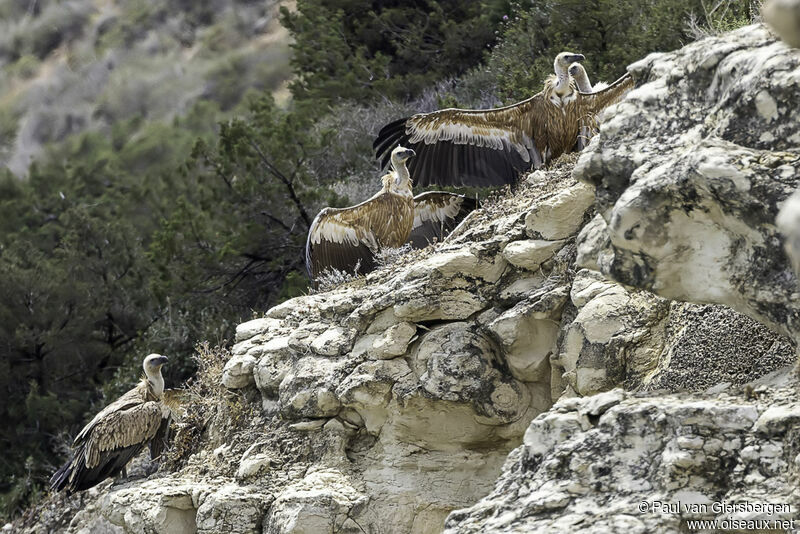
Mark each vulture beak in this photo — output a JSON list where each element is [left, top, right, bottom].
[[403, 149, 416, 160], [156, 355, 169, 366], [568, 53, 585, 64]]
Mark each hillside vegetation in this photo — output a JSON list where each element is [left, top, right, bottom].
[[0, 0, 757, 520]]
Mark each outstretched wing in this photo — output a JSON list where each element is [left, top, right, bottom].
[[579, 72, 634, 112], [374, 98, 544, 188], [573, 72, 634, 151], [306, 194, 398, 282], [410, 192, 478, 248]]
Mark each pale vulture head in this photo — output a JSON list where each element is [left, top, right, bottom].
[[391, 146, 416, 164], [143, 354, 168, 377], [568, 63, 592, 92], [554, 51, 585, 73]]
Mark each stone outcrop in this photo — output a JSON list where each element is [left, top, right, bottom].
[[19, 23, 800, 534], [446, 383, 800, 533], [763, 0, 800, 48], [575, 23, 800, 343]]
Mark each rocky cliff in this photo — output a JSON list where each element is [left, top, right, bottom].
[[15, 21, 800, 534]]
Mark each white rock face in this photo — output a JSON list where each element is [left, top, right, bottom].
[[777, 188, 800, 279], [265, 470, 365, 534], [446, 388, 800, 533], [525, 181, 596, 239], [763, 0, 800, 47], [574, 24, 800, 341], [502, 239, 565, 271], [368, 321, 416, 359], [25, 27, 800, 534], [221, 354, 257, 389], [100, 481, 199, 534]]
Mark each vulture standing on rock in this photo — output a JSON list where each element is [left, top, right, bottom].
[[306, 146, 476, 283], [374, 52, 634, 187], [568, 62, 611, 150], [50, 354, 174, 494]]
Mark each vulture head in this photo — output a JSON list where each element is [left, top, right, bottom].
[[391, 146, 416, 164], [389, 146, 416, 192], [143, 354, 168, 395], [569, 63, 592, 92], [554, 52, 585, 72]]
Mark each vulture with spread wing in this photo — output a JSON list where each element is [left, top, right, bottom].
[[374, 52, 634, 187], [306, 146, 476, 283], [50, 354, 175, 494], [569, 63, 616, 151]]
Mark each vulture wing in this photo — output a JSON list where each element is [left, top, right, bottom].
[[306, 192, 402, 282], [50, 393, 165, 494], [573, 72, 634, 151], [410, 192, 478, 248], [578, 72, 635, 113], [374, 98, 544, 188], [82, 401, 163, 468]]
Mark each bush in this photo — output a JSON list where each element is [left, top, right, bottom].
[[280, 0, 511, 104], [485, 0, 710, 100]]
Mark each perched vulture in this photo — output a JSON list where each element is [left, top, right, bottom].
[[374, 51, 634, 187], [50, 354, 174, 494], [568, 62, 612, 151], [306, 146, 476, 283], [569, 62, 609, 93]]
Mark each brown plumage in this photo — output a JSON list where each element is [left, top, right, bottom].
[[306, 146, 476, 283], [373, 52, 634, 187], [568, 62, 613, 151], [50, 354, 173, 494]]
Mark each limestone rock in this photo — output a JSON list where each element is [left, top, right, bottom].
[[195, 485, 271, 534], [525, 181, 596, 240], [310, 326, 355, 357], [222, 354, 257, 389], [410, 323, 531, 425], [405, 248, 507, 282], [234, 317, 282, 342], [368, 322, 416, 359], [279, 357, 348, 419], [502, 239, 565, 271], [445, 389, 799, 533], [394, 288, 485, 322], [336, 358, 412, 433], [574, 24, 800, 340], [777, 188, 800, 278], [253, 335, 296, 399], [486, 286, 568, 383], [763, 0, 800, 47], [101, 481, 199, 534], [265, 470, 366, 534]]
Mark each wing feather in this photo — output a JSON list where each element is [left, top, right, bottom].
[[579, 72, 635, 111], [410, 192, 478, 248], [306, 195, 393, 281], [375, 99, 544, 187], [83, 401, 162, 468]]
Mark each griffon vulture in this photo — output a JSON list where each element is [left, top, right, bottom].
[[373, 52, 634, 187], [306, 146, 476, 283], [569, 62, 612, 150], [50, 354, 174, 494]]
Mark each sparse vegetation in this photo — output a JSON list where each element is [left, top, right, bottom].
[[0, 0, 759, 521]]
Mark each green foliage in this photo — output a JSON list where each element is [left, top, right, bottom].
[[280, 0, 511, 104], [0, 0, 763, 523], [688, 0, 761, 38], [485, 0, 708, 100]]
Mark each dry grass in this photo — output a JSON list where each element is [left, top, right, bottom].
[[160, 342, 237, 472]]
